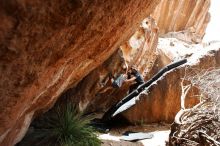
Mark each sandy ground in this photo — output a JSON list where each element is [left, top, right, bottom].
[[101, 139, 144, 146], [99, 123, 170, 146]]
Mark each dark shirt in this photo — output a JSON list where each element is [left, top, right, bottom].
[[130, 70, 144, 84]]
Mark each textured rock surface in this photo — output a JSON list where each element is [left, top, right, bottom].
[[0, 0, 214, 145], [73, 0, 212, 116], [152, 0, 211, 43], [61, 17, 159, 114], [120, 17, 159, 75], [121, 40, 220, 124], [0, 0, 160, 145]]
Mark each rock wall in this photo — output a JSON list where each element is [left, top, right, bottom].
[[73, 0, 212, 119], [0, 0, 160, 145], [120, 17, 159, 75], [121, 40, 220, 124], [0, 0, 213, 145], [152, 0, 211, 43], [61, 17, 159, 114]]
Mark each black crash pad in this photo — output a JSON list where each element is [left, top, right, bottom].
[[101, 59, 187, 122]]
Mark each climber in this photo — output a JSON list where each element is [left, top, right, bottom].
[[111, 73, 127, 88], [126, 66, 144, 93], [98, 63, 128, 94], [111, 63, 128, 88]]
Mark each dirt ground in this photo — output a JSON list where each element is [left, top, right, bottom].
[[101, 140, 144, 146], [100, 123, 170, 146]]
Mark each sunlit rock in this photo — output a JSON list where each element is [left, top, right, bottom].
[[0, 0, 160, 145], [152, 0, 211, 43]]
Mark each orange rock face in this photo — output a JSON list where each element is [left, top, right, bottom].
[[0, 0, 214, 145], [121, 41, 220, 124], [73, 0, 212, 122], [0, 0, 160, 145], [152, 0, 211, 43], [120, 17, 159, 75], [63, 17, 159, 114]]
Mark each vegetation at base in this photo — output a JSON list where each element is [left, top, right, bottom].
[[19, 104, 101, 146]]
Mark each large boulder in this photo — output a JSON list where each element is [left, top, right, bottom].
[[0, 0, 160, 145], [0, 0, 213, 145], [66, 17, 160, 113], [152, 0, 211, 43], [121, 39, 220, 123], [73, 0, 212, 117]]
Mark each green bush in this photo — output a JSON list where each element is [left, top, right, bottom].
[[28, 104, 101, 146], [53, 105, 100, 146]]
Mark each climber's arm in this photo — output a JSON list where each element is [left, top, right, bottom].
[[124, 76, 136, 83]]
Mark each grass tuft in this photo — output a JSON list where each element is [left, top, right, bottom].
[[21, 104, 101, 146]]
